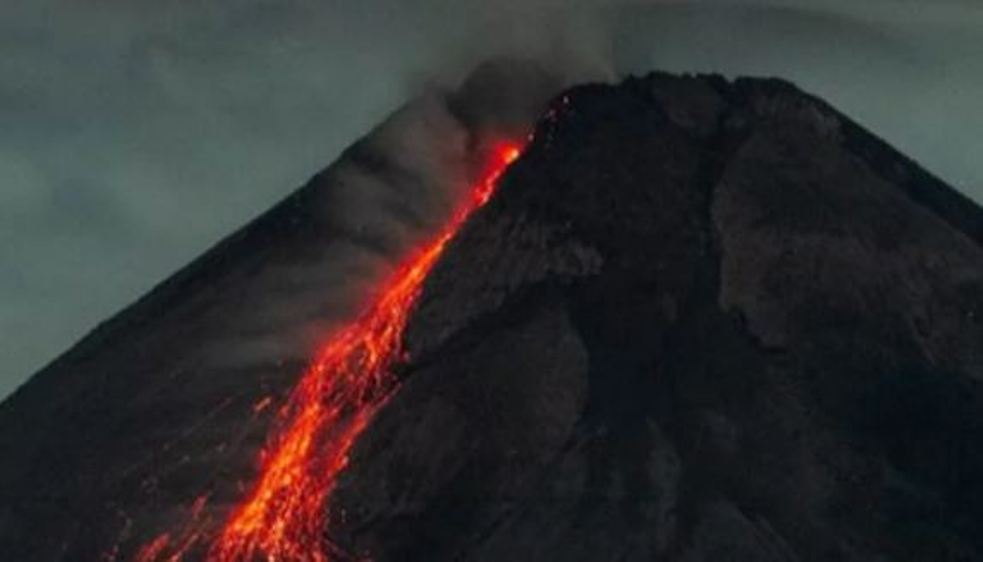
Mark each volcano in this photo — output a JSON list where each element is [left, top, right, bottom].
[[2, 69, 983, 562]]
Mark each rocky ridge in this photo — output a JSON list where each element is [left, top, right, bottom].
[[332, 73, 983, 562]]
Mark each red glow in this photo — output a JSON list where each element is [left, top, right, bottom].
[[251, 396, 274, 416], [133, 140, 524, 562], [135, 535, 170, 562]]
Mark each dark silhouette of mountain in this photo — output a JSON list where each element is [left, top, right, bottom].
[[331, 74, 983, 562], [2, 70, 983, 562]]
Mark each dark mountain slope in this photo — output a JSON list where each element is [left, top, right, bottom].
[[331, 74, 983, 561], [1, 70, 982, 562]]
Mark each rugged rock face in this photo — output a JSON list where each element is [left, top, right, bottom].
[[2, 71, 983, 562], [333, 74, 983, 561]]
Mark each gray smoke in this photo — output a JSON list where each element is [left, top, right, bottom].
[[193, 59, 565, 373]]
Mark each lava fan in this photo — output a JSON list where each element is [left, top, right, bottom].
[[133, 141, 525, 562]]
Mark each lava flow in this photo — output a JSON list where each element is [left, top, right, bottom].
[[135, 140, 524, 562]]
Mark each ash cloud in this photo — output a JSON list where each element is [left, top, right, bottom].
[[0, 0, 601, 397], [198, 58, 564, 373]]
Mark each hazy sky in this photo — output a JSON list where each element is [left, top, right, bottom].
[[1, 0, 981, 399]]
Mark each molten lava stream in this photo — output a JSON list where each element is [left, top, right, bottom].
[[134, 141, 524, 562]]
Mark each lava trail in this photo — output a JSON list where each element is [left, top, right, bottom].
[[135, 141, 524, 562]]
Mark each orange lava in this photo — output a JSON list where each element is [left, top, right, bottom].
[[134, 140, 523, 562]]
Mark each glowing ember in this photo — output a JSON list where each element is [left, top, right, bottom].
[[134, 140, 524, 562]]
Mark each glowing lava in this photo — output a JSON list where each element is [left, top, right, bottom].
[[135, 140, 523, 562]]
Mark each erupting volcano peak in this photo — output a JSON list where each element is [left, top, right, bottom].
[[3, 72, 983, 562]]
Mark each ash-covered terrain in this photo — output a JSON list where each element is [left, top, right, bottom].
[[2, 69, 983, 562]]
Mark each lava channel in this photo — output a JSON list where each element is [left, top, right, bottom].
[[134, 140, 524, 562]]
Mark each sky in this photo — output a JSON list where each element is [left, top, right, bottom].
[[1, 0, 981, 399]]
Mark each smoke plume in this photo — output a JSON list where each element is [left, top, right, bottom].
[[199, 58, 564, 375]]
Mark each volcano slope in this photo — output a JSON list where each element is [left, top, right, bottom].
[[0, 60, 558, 562], [3, 71, 983, 562], [330, 74, 983, 562]]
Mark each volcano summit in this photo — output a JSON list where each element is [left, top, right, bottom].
[[2, 69, 983, 562]]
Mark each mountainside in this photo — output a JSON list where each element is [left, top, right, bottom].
[[328, 73, 983, 562], [3, 71, 983, 562]]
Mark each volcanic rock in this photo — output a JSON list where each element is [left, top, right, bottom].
[[333, 74, 983, 562], [2, 71, 983, 562]]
